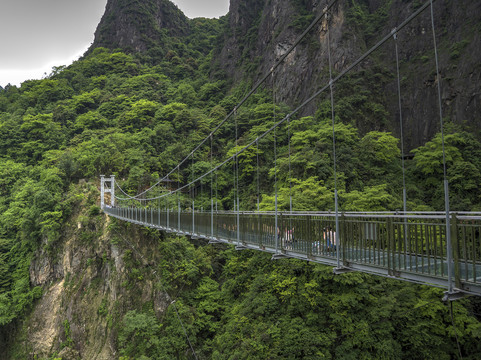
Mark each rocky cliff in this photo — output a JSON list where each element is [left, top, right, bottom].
[[89, 0, 480, 148], [2, 183, 170, 359], [1, 2, 481, 357], [217, 0, 481, 149], [92, 0, 189, 52]]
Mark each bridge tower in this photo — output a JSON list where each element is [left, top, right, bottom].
[[100, 175, 115, 209]]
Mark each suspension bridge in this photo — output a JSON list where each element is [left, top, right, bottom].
[[100, 0, 481, 300]]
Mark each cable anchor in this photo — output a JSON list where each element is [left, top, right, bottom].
[[391, 27, 398, 40]]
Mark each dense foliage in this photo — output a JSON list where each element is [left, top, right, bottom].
[[0, 5, 481, 359], [106, 226, 481, 360]]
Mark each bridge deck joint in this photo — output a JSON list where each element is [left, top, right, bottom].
[[208, 239, 223, 244], [443, 289, 468, 302], [333, 266, 355, 275], [271, 253, 289, 260]]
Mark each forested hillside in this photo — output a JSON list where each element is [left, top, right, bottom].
[[1, 0, 481, 358]]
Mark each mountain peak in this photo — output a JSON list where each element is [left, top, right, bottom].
[[91, 0, 190, 52]]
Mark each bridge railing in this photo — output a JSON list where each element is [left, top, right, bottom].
[[103, 206, 481, 294]]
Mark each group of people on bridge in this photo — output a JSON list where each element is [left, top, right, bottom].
[[280, 226, 337, 253], [312, 226, 337, 254]]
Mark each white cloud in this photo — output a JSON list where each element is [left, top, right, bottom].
[[171, 0, 229, 18], [0, 0, 230, 87], [0, 47, 87, 87], [0, 0, 106, 86]]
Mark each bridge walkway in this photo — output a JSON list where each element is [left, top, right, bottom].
[[103, 206, 481, 298]]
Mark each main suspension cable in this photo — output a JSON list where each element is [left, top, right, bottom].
[[117, 0, 436, 203], [113, 0, 341, 201]]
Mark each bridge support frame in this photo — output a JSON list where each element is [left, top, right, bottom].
[[442, 289, 467, 302], [100, 175, 115, 209], [208, 238, 223, 245], [333, 266, 355, 275], [271, 253, 289, 260]]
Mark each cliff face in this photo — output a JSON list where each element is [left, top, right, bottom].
[[91, 0, 189, 52], [217, 0, 481, 149], [390, 0, 481, 148], [87, 0, 480, 148], [3, 184, 169, 359], [88, 0, 480, 148], [1, 2, 481, 357]]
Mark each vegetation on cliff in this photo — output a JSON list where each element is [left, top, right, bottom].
[[0, 0, 481, 358]]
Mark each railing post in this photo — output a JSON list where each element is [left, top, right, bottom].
[[307, 215, 311, 255], [335, 190, 341, 269], [211, 198, 214, 239], [100, 175, 105, 209], [192, 199, 195, 235], [387, 217, 395, 275], [444, 180, 454, 294], [237, 198, 240, 246], [451, 215, 461, 289], [256, 213, 260, 246], [275, 192, 278, 253], [110, 175, 115, 207], [280, 212, 284, 250], [341, 213, 347, 265], [402, 211, 409, 271]]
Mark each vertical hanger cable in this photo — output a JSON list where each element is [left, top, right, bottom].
[[326, 7, 341, 268], [430, 0, 453, 294]]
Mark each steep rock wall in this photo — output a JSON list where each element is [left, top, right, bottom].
[[217, 0, 481, 149], [4, 184, 170, 359], [88, 0, 481, 148], [92, 0, 189, 52]]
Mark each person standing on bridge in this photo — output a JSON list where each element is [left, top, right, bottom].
[[324, 226, 336, 251]]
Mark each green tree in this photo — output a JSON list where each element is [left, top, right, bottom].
[[119, 99, 160, 131], [118, 310, 162, 359], [412, 131, 481, 210], [19, 113, 64, 162]]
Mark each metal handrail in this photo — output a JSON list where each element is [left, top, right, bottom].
[[103, 205, 481, 297]]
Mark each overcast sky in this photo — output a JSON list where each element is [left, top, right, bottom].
[[0, 0, 230, 87]]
